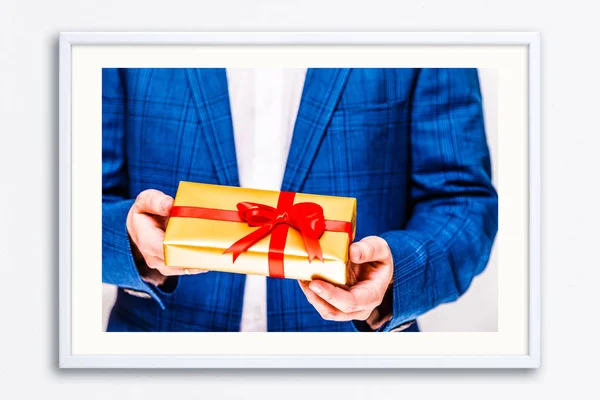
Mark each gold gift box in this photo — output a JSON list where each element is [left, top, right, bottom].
[[163, 181, 356, 285]]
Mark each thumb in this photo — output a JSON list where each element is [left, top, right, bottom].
[[349, 236, 391, 264], [135, 189, 173, 217]]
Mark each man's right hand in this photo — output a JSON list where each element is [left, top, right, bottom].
[[126, 189, 205, 286]]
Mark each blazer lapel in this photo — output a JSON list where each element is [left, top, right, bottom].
[[185, 68, 239, 186], [281, 68, 351, 192]]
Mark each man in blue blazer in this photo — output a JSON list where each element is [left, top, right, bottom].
[[102, 68, 497, 332]]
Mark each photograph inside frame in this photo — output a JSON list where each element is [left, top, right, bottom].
[[101, 67, 498, 333]]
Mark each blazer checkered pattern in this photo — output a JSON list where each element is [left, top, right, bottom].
[[102, 68, 498, 332]]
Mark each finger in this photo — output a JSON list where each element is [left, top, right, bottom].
[[136, 225, 166, 258], [140, 268, 167, 287], [144, 254, 166, 270], [349, 282, 384, 309], [298, 281, 343, 320], [298, 281, 367, 321], [157, 265, 207, 276], [135, 189, 173, 217], [365, 307, 389, 331], [308, 280, 363, 313], [145, 255, 204, 276], [349, 236, 391, 264]]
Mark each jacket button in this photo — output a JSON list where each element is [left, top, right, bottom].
[[124, 288, 152, 299]]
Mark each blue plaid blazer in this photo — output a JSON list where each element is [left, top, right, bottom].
[[102, 68, 497, 332]]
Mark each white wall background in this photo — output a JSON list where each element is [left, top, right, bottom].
[[2, 0, 599, 398], [101, 69, 499, 332]]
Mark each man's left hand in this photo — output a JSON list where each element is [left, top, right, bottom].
[[298, 236, 394, 330]]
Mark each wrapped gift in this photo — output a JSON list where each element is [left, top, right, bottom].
[[163, 181, 356, 285]]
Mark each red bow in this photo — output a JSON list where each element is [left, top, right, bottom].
[[224, 199, 326, 263]]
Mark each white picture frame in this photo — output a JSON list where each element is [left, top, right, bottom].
[[59, 32, 541, 368]]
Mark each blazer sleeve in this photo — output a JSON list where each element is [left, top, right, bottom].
[[379, 68, 498, 332], [102, 68, 166, 308]]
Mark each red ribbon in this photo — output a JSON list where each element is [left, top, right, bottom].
[[170, 191, 353, 278]]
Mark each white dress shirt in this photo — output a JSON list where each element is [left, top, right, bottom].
[[226, 68, 307, 332]]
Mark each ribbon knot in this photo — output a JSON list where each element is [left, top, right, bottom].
[[276, 212, 289, 223], [223, 194, 326, 264]]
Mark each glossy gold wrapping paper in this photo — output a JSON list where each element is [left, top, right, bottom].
[[163, 182, 356, 285]]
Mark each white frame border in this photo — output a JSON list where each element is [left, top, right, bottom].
[[59, 32, 541, 369]]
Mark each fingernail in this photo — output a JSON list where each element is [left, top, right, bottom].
[[310, 282, 322, 294]]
